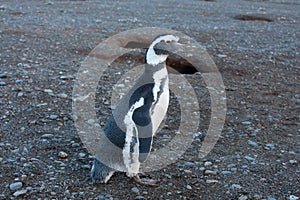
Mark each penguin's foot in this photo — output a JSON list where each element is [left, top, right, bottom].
[[133, 174, 159, 186]]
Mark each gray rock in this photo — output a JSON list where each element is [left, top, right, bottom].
[[267, 197, 276, 200], [135, 196, 145, 199], [231, 184, 243, 189], [49, 114, 58, 120], [204, 170, 217, 175], [41, 133, 54, 139], [289, 195, 299, 200], [10, 182, 23, 190], [0, 81, 6, 86], [78, 152, 86, 158], [57, 93, 68, 98], [204, 161, 213, 167], [221, 171, 232, 175], [131, 187, 139, 193], [60, 75, 74, 80], [0, 74, 8, 78], [244, 155, 256, 161], [71, 143, 80, 147], [247, 140, 258, 147], [242, 121, 252, 125], [238, 195, 248, 200], [13, 189, 27, 197], [265, 143, 275, 149]]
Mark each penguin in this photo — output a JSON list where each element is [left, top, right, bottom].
[[91, 34, 182, 186]]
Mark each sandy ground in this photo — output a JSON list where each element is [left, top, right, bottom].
[[0, 0, 299, 199]]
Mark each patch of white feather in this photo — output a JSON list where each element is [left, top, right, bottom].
[[146, 47, 168, 66], [151, 67, 169, 133], [123, 97, 144, 176], [152, 68, 168, 102]]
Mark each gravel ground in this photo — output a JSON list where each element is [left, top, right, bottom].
[[0, 0, 299, 199]]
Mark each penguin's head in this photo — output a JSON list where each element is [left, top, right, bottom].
[[146, 34, 181, 66]]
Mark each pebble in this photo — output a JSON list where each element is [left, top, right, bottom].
[[0, 74, 7, 78], [131, 187, 139, 193], [58, 151, 68, 158], [186, 185, 192, 190], [71, 143, 80, 147], [238, 195, 248, 200], [57, 93, 68, 98], [204, 170, 217, 175], [265, 143, 275, 149], [242, 121, 252, 125], [13, 189, 27, 197], [10, 182, 23, 190], [206, 179, 219, 184], [217, 54, 227, 58], [41, 133, 54, 139], [135, 196, 145, 199], [60, 75, 73, 80], [221, 171, 232, 175], [231, 184, 243, 189], [0, 81, 6, 86], [78, 153, 86, 158], [44, 89, 53, 93], [244, 155, 256, 161], [49, 114, 58, 120], [289, 159, 298, 165], [17, 92, 24, 97], [289, 195, 299, 200], [247, 140, 258, 147], [204, 161, 213, 167], [267, 197, 276, 200]]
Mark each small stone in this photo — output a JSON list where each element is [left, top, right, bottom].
[[231, 184, 243, 189], [289, 195, 299, 200], [227, 163, 236, 168], [244, 155, 256, 161], [184, 161, 194, 166], [78, 153, 86, 158], [265, 143, 275, 149], [58, 151, 68, 159], [41, 133, 54, 139], [204, 161, 213, 167], [242, 121, 251, 125], [49, 114, 58, 120], [0, 81, 6, 86], [204, 170, 217, 175], [10, 182, 23, 190], [71, 143, 80, 147], [57, 93, 68, 98], [238, 195, 248, 200], [17, 92, 24, 97], [267, 197, 276, 200], [131, 187, 139, 193], [44, 89, 53, 93], [247, 140, 258, 147], [135, 196, 145, 199], [221, 171, 232, 175], [13, 189, 27, 197], [217, 54, 227, 58], [184, 169, 192, 173], [60, 75, 73, 80], [289, 159, 298, 165], [206, 179, 219, 184], [0, 74, 8, 78], [186, 185, 192, 190]]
